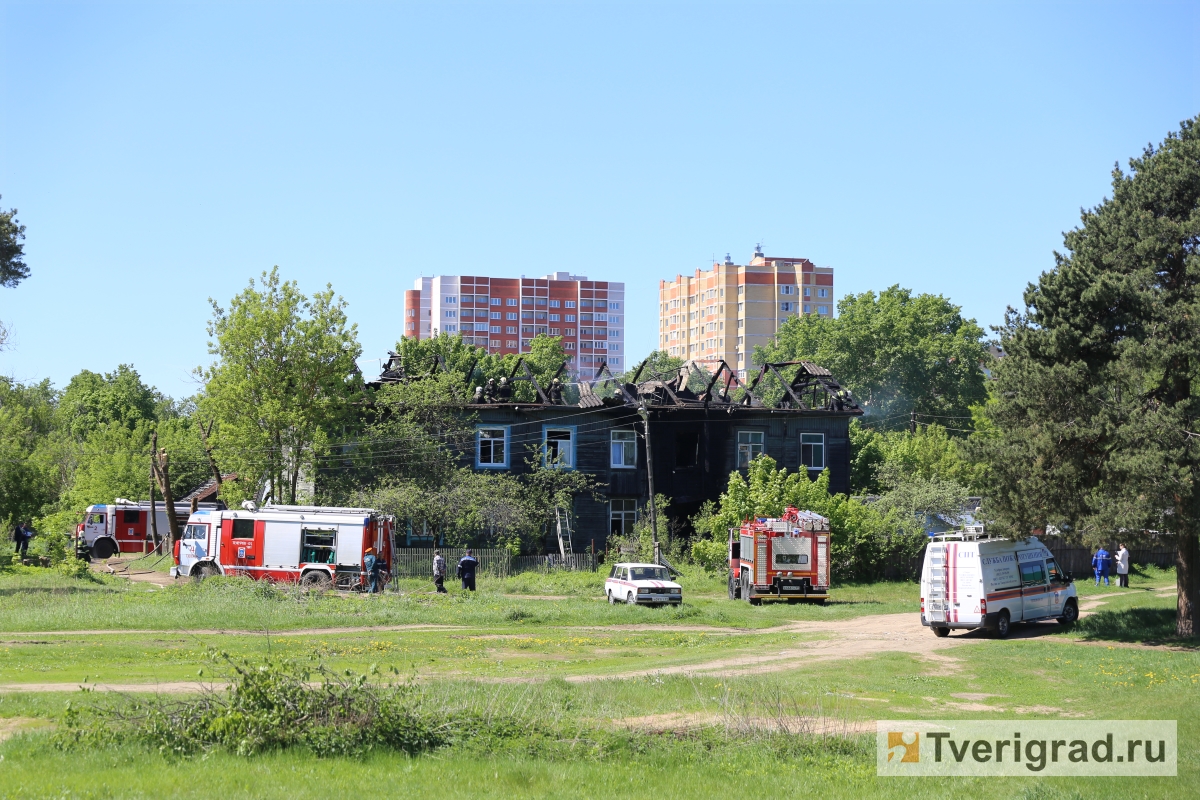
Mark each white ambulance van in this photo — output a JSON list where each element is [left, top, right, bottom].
[[919, 530, 1078, 638]]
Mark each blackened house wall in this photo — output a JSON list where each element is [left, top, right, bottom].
[[464, 404, 854, 554]]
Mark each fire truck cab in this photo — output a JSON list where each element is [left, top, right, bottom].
[[171, 504, 394, 591], [76, 499, 223, 559], [728, 507, 830, 605]]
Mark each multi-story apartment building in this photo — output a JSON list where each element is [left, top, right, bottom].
[[403, 273, 626, 374], [658, 246, 834, 378]]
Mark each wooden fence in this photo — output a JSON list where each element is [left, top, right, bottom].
[[391, 548, 596, 580]]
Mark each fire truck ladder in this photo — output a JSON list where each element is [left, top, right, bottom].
[[926, 542, 949, 623], [554, 506, 575, 561]]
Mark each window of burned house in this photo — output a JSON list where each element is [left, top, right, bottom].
[[801, 433, 825, 470], [477, 427, 509, 468], [675, 430, 699, 468], [737, 430, 764, 468], [610, 499, 638, 536], [611, 430, 637, 468], [543, 427, 575, 469]]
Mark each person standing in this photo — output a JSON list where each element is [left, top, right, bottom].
[[432, 549, 448, 594], [457, 549, 479, 592], [1092, 546, 1111, 586], [15, 521, 32, 558], [363, 548, 379, 594], [1115, 543, 1131, 588]]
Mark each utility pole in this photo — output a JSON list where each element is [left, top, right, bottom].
[[638, 405, 661, 565], [910, 409, 916, 434]]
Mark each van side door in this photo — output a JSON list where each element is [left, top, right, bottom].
[[1019, 560, 1050, 619]]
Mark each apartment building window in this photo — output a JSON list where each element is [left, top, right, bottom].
[[566, 314, 576, 322], [609, 343, 620, 351], [477, 427, 509, 468], [444, 324, 457, 332], [505, 326, 517, 334], [610, 499, 638, 536], [550, 328, 560, 335], [738, 285, 745, 295], [581, 300, 592, 308], [491, 297, 502, 306], [817, 288, 829, 298], [488, 311, 499, 320], [536, 298, 547, 306], [444, 310, 456, 318], [521, 338, 532, 347], [818, 305, 829, 314], [609, 302, 620, 310], [780, 285, 795, 295], [543, 427, 575, 469], [594, 313, 607, 322], [738, 319, 744, 329], [506, 312, 517, 320], [490, 326, 501, 334], [406, 308, 415, 317], [565, 300, 576, 308], [565, 341, 575, 350], [737, 303, 743, 313], [566, 328, 576, 336], [780, 302, 795, 312], [507, 298, 517, 306], [611, 430, 637, 468], [506, 339, 518, 347], [444, 296, 456, 304], [803, 287, 811, 297], [549, 314, 560, 322], [803, 304, 811, 314], [801, 433, 825, 470], [609, 315, 619, 324], [737, 431, 765, 468], [490, 340, 500, 348], [522, 326, 534, 334], [550, 300, 560, 308]]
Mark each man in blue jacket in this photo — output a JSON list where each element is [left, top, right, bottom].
[[457, 549, 479, 592], [1092, 547, 1111, 586]]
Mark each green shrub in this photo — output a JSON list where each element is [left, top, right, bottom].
[[691, 538, 726, 574]]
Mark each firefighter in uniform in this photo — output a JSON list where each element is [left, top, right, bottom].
[[457, 549, 479, 592]]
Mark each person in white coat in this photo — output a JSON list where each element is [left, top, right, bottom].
[[1115, 543, 1131, 588]]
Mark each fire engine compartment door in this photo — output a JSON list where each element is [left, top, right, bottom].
[[335, 524, 365, 567], [771, 535, 813, 573], [222, 518, 261, 565], [262, 521, 302, 568]]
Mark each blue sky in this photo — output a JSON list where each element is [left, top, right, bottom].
[[1, 1, 1197, 399]]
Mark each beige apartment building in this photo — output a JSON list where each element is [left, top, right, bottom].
[[658, 246, 834, 378]]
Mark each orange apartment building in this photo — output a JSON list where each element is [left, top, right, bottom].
[[402, 273, 626, 375], [658, 245, 834, 378]]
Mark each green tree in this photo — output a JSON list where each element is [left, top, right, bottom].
[[0, 378, 58, 526], [0, 196, 28, 288], [57, 365, 160, 441], [974, 117, 1200, 635], [755, 286, 989, 422], [199, 269, 362, 505]]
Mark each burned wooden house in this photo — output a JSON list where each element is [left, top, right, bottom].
[[373, 353, 861, 552]]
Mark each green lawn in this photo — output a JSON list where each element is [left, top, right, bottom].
[[0, 564, 1193, 799]]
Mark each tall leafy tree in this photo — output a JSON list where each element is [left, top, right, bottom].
[[199, 268, 361, 505], [755, 286, 989, 423], [975, 117, 1200, 636]]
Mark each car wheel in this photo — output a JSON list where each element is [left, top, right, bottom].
[[994, 610, 1011, 639], [932, 626, 951, 638], [626, 592, 636, 605], [1057, 600, 1079, 627], [608, 590, 616, 605]]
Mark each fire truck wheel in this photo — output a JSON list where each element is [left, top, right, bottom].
[[749, 597, 762, 606], [932, 626, 951, 637], [91, 538, 116, 560], [300, 571, 332, 592], [191, 563, 218, 582]]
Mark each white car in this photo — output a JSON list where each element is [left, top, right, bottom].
[[605, 562, 682, 606]]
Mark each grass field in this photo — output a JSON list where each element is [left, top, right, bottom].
[[0, 561, 1194, 799]]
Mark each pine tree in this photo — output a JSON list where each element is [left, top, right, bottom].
[[976, 116, 1200, 635]]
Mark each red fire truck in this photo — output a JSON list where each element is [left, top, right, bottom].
[[727, 507, 830, 604], [76, 499, 224, 559], [171, 504, 394, 591]]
